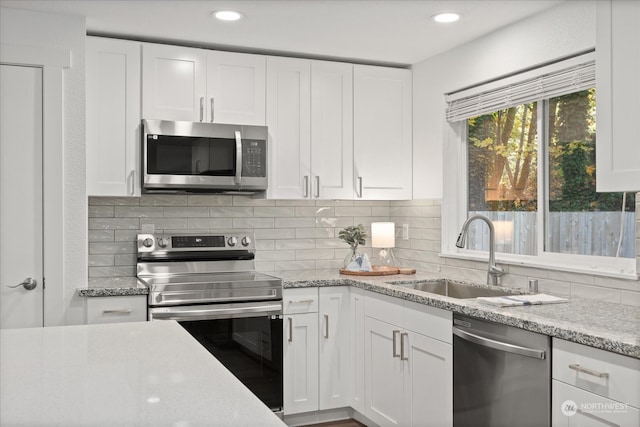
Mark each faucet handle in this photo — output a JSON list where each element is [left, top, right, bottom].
[[489, 265, 505, 276]]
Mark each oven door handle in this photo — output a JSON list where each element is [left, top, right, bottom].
[[151, 302, 283, 321]]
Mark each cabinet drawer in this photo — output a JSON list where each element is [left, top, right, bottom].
[[403, 300, 452, 344], [283, 288, 318, 314], [552, 379, 639, 426], [364, 291, 403, 326], [86, 295, 147, 324], [553, 338, 640, 407]]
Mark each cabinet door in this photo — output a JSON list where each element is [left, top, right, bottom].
[[311, 61, 354, 199], [318, 287, 350, 410], [354, 65, 412, 200], [596, 0, 640, 192], [266, 57, 311, 199], [349, 287, 366, 414], [552, 380, 640, 426], [403, 332, 453, 427], [364, 316, 404, 426], [86, 37, 141, 196], [142, 43, 206, 122], [206, 51, 266, 125], [284, 312, 318, 415]]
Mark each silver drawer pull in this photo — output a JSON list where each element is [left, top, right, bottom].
[[102, 309, 133, 315], [569, 364, 609, 379], [289, 299, 314, 304], [392, 330, 400, 357]]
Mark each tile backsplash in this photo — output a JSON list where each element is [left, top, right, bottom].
[[88, 194, 640, 306]]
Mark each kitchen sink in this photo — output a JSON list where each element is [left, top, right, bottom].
[[397, 279, 519, 299]]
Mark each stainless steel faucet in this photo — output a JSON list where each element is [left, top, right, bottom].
[[455, 214, 505, 286]]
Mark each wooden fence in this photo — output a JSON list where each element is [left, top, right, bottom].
[[466, 211, 636, 258]]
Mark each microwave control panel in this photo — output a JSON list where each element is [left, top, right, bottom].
[[242, 140, 266, 177]]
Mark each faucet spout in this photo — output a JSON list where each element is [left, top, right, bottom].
[[456, 214, 504, 286]]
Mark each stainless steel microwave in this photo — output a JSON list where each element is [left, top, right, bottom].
[[142, 119, 268, 194]]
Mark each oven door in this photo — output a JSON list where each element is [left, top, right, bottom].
[[150, 302, 283, 412]]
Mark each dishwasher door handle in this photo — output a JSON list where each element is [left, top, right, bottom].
[[453, 327, 546, 360]]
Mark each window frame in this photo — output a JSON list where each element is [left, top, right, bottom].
[[441, 56, 637, 280]]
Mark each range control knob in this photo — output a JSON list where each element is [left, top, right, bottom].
[[241, 236, 252, 247], [142, 238, 154, 248], [227, 236, 238, 247], [157, 237, 170, 248]]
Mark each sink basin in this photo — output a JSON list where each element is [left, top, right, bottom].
[[398, 279, 519, 299]]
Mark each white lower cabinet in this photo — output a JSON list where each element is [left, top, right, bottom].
[[552, 338, 640, 427], [364, 292, 452, 427], [86, 295, 147, 324]]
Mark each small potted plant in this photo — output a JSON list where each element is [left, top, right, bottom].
[[338, 224, 367, 267]]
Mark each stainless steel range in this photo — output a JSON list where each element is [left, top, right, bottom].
[[137, 232, 283, 413]]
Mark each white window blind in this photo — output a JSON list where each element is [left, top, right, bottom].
[[446, 53, 595, 122]]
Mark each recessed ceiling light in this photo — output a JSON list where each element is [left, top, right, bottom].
[[212, 10, 244, 21], [431, 12, 461, 23]]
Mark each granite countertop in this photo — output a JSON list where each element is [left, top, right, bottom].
[[78, 277, 149, 297], [279, 269, 640, 359], [0, 321, 285, 427]]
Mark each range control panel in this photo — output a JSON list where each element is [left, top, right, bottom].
[[137, 233, 254, 253]]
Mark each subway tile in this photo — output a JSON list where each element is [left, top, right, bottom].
[[275, 239, 316, 250], [318, 200, 354, 207], [354, 217, 391, 227], [254, 207, 295, 217], [89, 229, 114, 242], [145, 218, 188, 230], [316, 217, 354, 228], [335, 206, 372, 217], [296, 227, 334, 238], [188, 218, 233, 229], [89, 197, 139, 206], [114, 230, 140, 242], [89, 266, 136, 278], [535, 279, 572, 298], [295, 249, 335, 260], [210, 207, 254, 217], [232, 196, 275, 206], [164, 207, 209, 218], [254, 228, 296, 239], [114, 253, 137, 266], [274, 261, 316, 271], [315, 239, 345, 249], [295, 206, 335, 217], [277, 200, 316, 207], [255, 250, 296, 261], [88, 254, 114, 267], [372, 206, 391, 216], [255, 262, 275, 272], [233, 218, 275, 228], [549, 271, 595, 285], [255, 240, 275, 250], [114, 206, 163, 218], [275, 217, 316, 228], [89, 242, 136, 255], [353, 200, 390, 207], [315, 259, 344, 269], [88, 206, 114, 218], [188, 195, 233, 207], [571, 283, 621, 303], [593, 275, 640, 291], [89, 218, 139, 230], [140, 195, 188, 206], [422, 205, 442, 218]]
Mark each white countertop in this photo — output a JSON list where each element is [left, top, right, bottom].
[[0, 321, 286, 427]]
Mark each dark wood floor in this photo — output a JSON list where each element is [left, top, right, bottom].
[[302, 419, 367, 427]]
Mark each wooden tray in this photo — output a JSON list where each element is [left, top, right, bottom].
[[339, 266, 400, 276]]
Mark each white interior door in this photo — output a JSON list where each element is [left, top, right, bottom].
[[0, 64, 44, 329]]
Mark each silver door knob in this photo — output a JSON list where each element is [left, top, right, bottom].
[[7, 277, 37, 291]]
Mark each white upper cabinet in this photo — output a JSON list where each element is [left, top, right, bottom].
[[266, 58, 354, 199], [266, 57, 312, 199], [354, 65, 412, 200], [311, 61, 354, 200], [142, 43, 206, 122], [596, 0, 640, 192], [86, 37, 141, 197], [206, 51, 266, 125]]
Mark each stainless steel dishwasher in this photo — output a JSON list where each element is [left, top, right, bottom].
[[453, 314, 551, 427]]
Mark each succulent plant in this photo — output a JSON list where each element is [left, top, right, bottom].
[[338, 224, 367, 249]]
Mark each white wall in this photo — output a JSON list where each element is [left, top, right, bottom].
[[0, 7, 87, 325], [412, 0, 596, 199]]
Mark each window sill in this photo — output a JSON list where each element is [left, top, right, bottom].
[[439, 251, 639, 281]]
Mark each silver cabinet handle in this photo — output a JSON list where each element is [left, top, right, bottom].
[[392, 330, 400, 357], [315, 176, 320, 198], [569, 364, 609, 379], [357, 176, 363, 198], [7, 277, 37, 291], [324, 314, 329, 339], [400, 333, 408, 361], [303, 175, 309, 198], [234, 131, 242, 185], [288, 317, 293, 342], [288, 299, 314, 304], [129, 170, 135, 196], [102, 309, 133, 315], [199, 96, 204, 122], [210, 97, 214, 122]]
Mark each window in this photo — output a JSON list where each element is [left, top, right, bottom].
[[444, 53, 636, 276]]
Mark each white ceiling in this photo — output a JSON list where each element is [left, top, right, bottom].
[[0, 0, 564, 66]]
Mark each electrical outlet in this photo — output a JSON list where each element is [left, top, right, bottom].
[[402, 224, 409, 240]]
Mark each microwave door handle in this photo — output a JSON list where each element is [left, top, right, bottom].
[[234, 131, 242, 185]]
